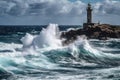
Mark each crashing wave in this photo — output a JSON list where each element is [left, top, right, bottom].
[[0, 23, 120, 80]]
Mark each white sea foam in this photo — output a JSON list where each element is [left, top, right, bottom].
[[21, 33, 35, 48], [33, 24, 62, 48], [21, 24, 62, 51], [0, 24, 120, 80], [20, 23, 120, 61]]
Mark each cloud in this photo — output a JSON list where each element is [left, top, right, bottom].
[[1, 0, 120, 16], [0, 0, 120, 25], [0, 0, 86, 16], [0, 0, 28, 16], [94, 0, 120, 15]]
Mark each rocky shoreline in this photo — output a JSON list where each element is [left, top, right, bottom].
[[61, 24, 120, 44]]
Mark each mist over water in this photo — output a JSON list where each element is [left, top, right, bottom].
[[0, 24, 120, 80]]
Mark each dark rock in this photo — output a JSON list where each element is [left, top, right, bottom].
[[61, 24, 120, 44]]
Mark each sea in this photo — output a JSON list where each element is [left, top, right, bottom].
[[0, 23, 120, 80]]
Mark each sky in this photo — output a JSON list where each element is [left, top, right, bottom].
[[0, 0, 120, 25]]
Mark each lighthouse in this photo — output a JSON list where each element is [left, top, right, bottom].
[[87, 3, 92, 23], [83, 3, 95, 30]]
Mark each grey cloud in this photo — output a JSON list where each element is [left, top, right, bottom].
[[0, 0, 120, 16], [0, 0, 28, 16], [0, 0, 86, 16], [94, 0, 120, 15], [0, 0, 120, 25], [0, 1, 10, 15]]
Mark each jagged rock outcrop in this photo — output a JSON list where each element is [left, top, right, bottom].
[[61, 24, 120, 44]]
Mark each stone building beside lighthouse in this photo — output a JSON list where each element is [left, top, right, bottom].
[[83, 3, 97, 29]]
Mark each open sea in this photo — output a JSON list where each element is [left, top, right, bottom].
[[0, 24, 120, 80]]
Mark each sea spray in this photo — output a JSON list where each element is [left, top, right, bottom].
[[0, 24, 120, 80], [21, 23, 120, 65], [21, 33, 34, 49], [33, 23, 62, 49], [20, 24, 64, 69]]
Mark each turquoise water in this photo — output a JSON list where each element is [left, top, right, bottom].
[[0, 24, 120, 80]]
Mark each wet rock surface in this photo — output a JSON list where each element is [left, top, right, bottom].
[[61, 24, 120, 44]]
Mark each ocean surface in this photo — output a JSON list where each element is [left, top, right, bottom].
[[0, 24, 120, 80]]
